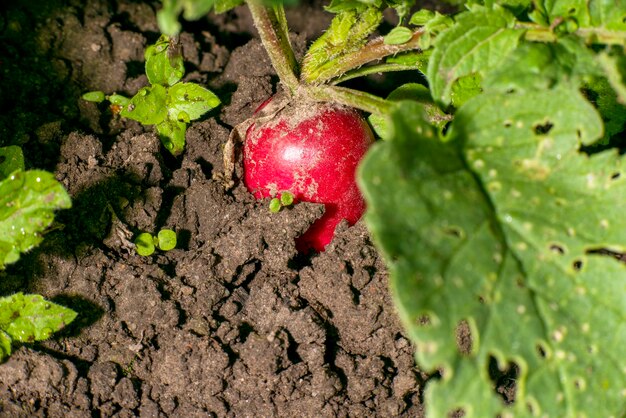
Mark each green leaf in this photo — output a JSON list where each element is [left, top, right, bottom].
[[0, 330, 11, 361], [384, 26, 413, 45], [427, 6, 524, 106], [134, 232, 156, 256], [360, 88, 626, 417], [214, 0, 244, 13], [157, 229, 177, 251], [409, 9, 436, 25], [301, 7, 382, 83], [483, 37, 601, 92], [120, 85, 168, 125], [167, 82, 220, 121], [368, 83, 446, 139], [0, 146, 25, 180], [597, 51, 626, 107], [0, 170, 71, 269], [0, 292, 77, 361], [81, 91, 106, 103], [145, 35, 185, 87], [156, 118, 187, 155], [269, 198, 281, 213], [280, 191, 294, 206], [107, 94, 130, 106], [532, 0, 626, 30]]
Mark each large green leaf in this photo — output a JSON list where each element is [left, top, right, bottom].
[[0, 170, 71, 269], [0, 293, 77, 362], [427, 6, 524, 106], [359, 90, 626, 417]]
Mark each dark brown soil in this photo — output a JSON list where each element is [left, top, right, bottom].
[[0, 0, 428, 416]]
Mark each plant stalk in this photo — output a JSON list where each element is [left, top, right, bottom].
[[308, 85, 393, 116], [247, 0, 299, 93], [309, 30, 425, 85]]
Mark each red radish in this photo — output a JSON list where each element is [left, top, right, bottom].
[[243, 97, 375, 252]]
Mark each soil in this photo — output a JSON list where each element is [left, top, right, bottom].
[[0, 0, 432, 416]]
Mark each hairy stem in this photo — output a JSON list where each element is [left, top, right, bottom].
[[308, 85, 393, 116], [247, 0, 299, 93], [309, 29, 425, 85]]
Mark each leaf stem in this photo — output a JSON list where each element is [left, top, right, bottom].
[[307, 85, 393, 116], [246, 0, 299, 93], [310, 29, 425, 85], [331, 63, 423, 85], [519, 22, 626, 46]]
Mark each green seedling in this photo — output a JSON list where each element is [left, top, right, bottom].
[[159, 0, 626, 416], [269, 191, 294, 213], [134, 229, 177, 256], [83, 35, 220, 155]]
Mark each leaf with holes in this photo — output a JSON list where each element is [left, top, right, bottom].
[[359, 87, 626, 417], [427, 5, 524, 107]]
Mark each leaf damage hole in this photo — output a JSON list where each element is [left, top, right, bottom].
[[549, 244, 565, 254], [417, 314, 431, 326], [455, 320, 473, 356], [536, 342, 548, 359], [611, 172, 621, 180], [448, 408, 466, 418], [533, 121, 553, 135], [503, 120, 512, 128], [443, 226, 463, 239], [572, 259, 583, 271], [488, 356, 520, 405], [586, 248, 626, 264]]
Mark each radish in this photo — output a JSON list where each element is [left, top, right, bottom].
[[243, 97, 375, 252]]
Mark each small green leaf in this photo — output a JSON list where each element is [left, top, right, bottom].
[[81, 91, 106, 103], [0, 170, 71, 269], [167, 82, 220, 121], [120, 85, 168, 125], [0, 293, 77, 352], [107, 94, 130, 106], [156, 118, 187, 155], [280, 192, 294, 206], [145, 34, 185, 87], [157, 229, 177, 251], [409, 9, 435, 25], [269, 198, 281, 213], [384, 27, 413, 45], [0, 146, 25, 180], [134, 232, 156, 256]]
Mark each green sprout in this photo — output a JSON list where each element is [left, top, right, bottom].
[[134, 229, 177, 256], [82, 35, 220, 155], [269, 191, 295, 213]]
